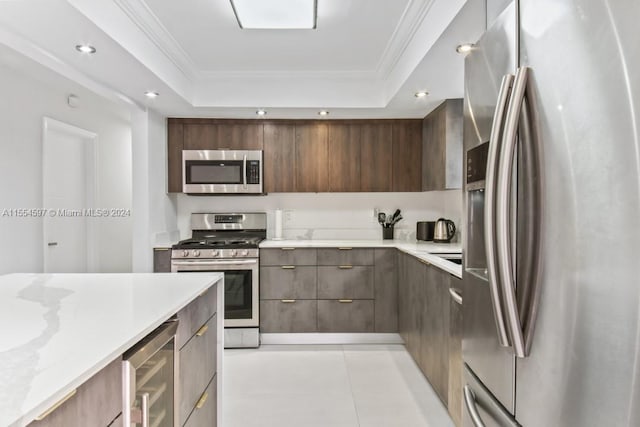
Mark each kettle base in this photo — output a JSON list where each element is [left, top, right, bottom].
[[433, 239, 451, 243]]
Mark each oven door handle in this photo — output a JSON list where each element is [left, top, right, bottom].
[[172, 259, 258, 267]]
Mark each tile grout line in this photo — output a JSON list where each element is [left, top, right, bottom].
[[341, 344, 363, 427]]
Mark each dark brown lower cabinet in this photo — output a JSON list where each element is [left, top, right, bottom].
[[260, 300, 318, 333], [317, 300, 374, 332]]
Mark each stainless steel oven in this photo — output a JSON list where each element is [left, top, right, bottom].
[[182, 150, 263, 194], [171, 212, 266, 348], [171, 257, 259, 329]]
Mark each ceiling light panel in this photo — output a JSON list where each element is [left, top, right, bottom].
[[230, 0, 317, 29]]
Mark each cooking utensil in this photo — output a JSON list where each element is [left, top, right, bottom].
[[378, 212, 386, 225]]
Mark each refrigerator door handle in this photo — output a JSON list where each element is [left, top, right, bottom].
[[464, 385, 487, 427], [496, 66, 529, 358], [485, 73, 514, 348]]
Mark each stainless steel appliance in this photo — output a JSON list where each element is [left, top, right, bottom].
[[433, 218, 456, 243], [182, 150, 263, 194], [123, 320, 178, 427], [463, 1, 640, 426], [416, 221, 435, 241], [171, 213, 265, 348]]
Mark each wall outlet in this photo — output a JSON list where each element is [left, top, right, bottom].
[[284, 210, 294, 222]]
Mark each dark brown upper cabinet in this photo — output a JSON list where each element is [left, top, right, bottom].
[[361, 123, 393, 192], [295, 123, 329, 192], [167, 119, 184, 193], [328, 124, 361, 192], [392, 120, 423, 192], [264, 123, 296, 193], [183, 122, 263, 150], [422, 99, 463, 191]]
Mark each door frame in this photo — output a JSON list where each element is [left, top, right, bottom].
[[42, 117, 98, 273]]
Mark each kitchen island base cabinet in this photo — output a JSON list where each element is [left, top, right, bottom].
[[260, 300, 318, 333], [28, 357, 122, 427], [183, 376, 217, 427], [317, 300, 374, 332]]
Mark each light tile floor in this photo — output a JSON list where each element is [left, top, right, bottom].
[[223, 344, 454, 427]]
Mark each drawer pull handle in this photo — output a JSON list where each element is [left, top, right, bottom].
[[281, 247, 295, 251], [338, 247, 353, 250], [339, 299, 353, 303], [35, 389, 77, 420], [196, 324, 209, 337], [195, 391, 209, 409], [281, 265, 296, 269], [338, 265, 353, 269], [281, 299, 297, 303]]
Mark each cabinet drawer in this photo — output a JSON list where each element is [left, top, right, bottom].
[[260, 300, 317, 333], [28, 357, 122, 427], [179, 314, 217, 426], [176, 286, 217, 349], [260, 248, 317, 266], [153, 248, 171, 272], [317, 248, 374, 266], [260, 266, 317, 299], [317, 266, 374, 299], [317, 300, 374, 332], [183, 375, 217, 427]]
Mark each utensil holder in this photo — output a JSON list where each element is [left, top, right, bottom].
[[382, 226, 394, 240]]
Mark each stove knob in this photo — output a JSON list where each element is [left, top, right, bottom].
[[240, 250, 249, 257], [193, 250, 201, 257], [182, 250, 190, 257], [212, 250, 220, 257], [230, 249, 237, 257]]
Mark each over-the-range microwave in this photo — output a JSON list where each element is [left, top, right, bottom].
[[182, 149, 263, 195]]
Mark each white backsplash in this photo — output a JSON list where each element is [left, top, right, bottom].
[[176, 191, 463, 242]]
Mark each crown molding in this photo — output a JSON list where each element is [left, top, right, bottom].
[[113, 0, 199, 81], [375, 0, 436, 81]]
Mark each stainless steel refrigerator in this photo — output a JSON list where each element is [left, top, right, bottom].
[[462, 1, 640, 426]]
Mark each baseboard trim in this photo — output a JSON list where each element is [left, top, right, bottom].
[[260, 333, 404, 345]]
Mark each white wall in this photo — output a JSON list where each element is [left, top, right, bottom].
[[131, 109, 178, 272], [176, 191, 463, 241], [0, 58, 132, 274]]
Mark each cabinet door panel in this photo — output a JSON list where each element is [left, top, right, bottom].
[[216, 123, 263, 150], [260, 300, 317, 332], [179, 314, 217, 426], [264, 124, 296, 192], [392, 120, 422, 192], [260, 248, 317, 266], [168, 120, 184, 193], [317, 266, 374, 299], [316, 248, 374, 266], [374, 249, 398, 332], [295, 124, 329, 192], [422, 102, 447, 191], [176, 286, 218, 349], [361, 123, 393, 192], [317, 300, 374, 332], [184, 124, 217, 150], [260, 266, 317, 299], [328, 124, 361, 192], [183, 375, 217, 427]]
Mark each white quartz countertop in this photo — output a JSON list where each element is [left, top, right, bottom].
[[260, 239, 462, 278], [0, 273, 223, 427]]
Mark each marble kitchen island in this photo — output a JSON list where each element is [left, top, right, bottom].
[[0, 272, 223, 427]]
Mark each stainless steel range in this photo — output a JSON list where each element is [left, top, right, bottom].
[[171, 213, 265, 348]]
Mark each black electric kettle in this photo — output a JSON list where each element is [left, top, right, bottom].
[[433, 218, 456, 243]]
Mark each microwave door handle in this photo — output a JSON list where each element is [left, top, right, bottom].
[[243, 154, 248, 189]]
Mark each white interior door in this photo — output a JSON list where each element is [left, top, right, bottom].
[[43, 118, 96, 273]]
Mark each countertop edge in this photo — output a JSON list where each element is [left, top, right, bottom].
[[10, 274, 223, 427], [259, 240, 463, 278]]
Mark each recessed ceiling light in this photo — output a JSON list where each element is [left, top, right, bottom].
[[414, 91, 429, 98], [75, 44, 96, 54], [318, 110, 329, 116], [144, 91, 159, 99], [256, 109, 267, 116], [230, 0, 317, 29], [456, 43, 475, 54]]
